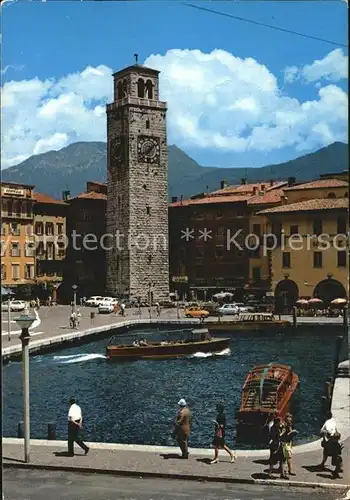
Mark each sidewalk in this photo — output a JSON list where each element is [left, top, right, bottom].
[[3, 438, 350, 490]]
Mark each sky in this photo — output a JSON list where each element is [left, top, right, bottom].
[[1, 0, 348, 170]]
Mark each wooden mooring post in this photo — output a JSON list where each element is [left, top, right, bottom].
[[292, 306, 297, 329]]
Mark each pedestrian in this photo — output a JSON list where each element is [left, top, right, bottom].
[[327, 432, 343, 479], [114, 303, 119, 315], [67, 397, 89, 456], [36, 297, 40, 309], [120, 302, 126, 317], [281, 413, 298, 477], [210, 403, 235, 464], [172, 398, 191, 459], [267, 416, 285, 479], [319, 411, 338, 469], [156, 302, 161, 317]]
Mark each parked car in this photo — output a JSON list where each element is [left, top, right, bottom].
[[184, 306, 210, 319], [235, 303, 255, 313], [84, 296, 105, 307], [101, 297, 119, 305], [201, 302, 222, 316], [218, 303, 240, 315], [1, 300, 27, 312], [98, 301, 115, 314]]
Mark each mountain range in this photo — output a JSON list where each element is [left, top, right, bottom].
[[1, 141, 348, 200]]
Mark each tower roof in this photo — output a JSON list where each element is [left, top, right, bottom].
[[112, 64, 160, 78]]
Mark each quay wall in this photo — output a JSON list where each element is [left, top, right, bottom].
[[2, 317, 347, 363]]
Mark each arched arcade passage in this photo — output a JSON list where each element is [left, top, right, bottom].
[[313, 278, 347, 305], [274, 279, 299, 313]]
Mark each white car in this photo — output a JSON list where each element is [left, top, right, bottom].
[[84, 296, 105, 307], [98, 301, 116, 314], [1, 300, 27, 312], [218, 303, 240, 315], [101, 297, 118, 305]]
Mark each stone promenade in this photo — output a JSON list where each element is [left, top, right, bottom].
[[2, 437, 349, 491]]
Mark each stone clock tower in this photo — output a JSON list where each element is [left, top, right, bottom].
[[106, 64, 169, 302]]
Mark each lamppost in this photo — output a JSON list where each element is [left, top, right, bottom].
[[72, 284, 78, 314], [14, 311, 36, 463]]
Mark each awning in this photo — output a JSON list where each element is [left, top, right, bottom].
[[1, 286, 15, 296]]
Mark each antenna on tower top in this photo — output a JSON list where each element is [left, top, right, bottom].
[[133, 53, 139, 64]]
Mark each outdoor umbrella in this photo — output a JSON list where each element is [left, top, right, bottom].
[[213, 292, 234, 300], [308, 298, 323, 305], [330, 298, 348, 306], [296, 299, 308, 305]]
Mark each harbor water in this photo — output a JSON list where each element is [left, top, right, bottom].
[[3, 327, 339, 449]]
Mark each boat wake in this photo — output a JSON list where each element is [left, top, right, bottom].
[[54, 353, 107, 363], [188, 348, 231, 359]]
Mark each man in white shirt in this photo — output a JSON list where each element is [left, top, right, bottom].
[[319, 411, 337, 468], [68, 397, 89, 456]]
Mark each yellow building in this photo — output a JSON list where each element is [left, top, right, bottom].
[[1, 182, 36, 286], [259, 195, 348, 312]]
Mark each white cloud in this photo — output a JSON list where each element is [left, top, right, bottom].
[[1, 50, 348, 168], [284, 49, 348, 84]]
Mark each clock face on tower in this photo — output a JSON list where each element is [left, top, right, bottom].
[[109, 137, 124, 167], [137, 136, 160, 165]]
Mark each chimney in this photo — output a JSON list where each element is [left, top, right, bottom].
[[180, 194, 183, 205], [62, 190, 70, 202], [287, 176, 296, 187], [261, 184, 266, 192], [270, 179, 274, 187], [171, 196, 178, 203], [220, 180, 228, 189], [253, 187, 258, 195], [241, 178, 247, 185]]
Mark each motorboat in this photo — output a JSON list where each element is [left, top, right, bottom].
[[236, 362, 299, 433], [106, 328, 230, 361], [207, 313, 291, 332]]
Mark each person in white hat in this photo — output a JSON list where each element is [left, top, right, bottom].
[[173, 398, 191, 459]]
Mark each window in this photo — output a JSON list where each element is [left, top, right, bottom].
[[25, 264, 35, 279], [14, 201, 21, 216], [11, 242, 20, 257], [271, 222, 282, 236], [7, 200, 13, 216], [1, 223, 5, 235], [35, 222, 43, 235], [56, 223, 63, 235], [25, 242, 36, 257], [290, 225, 298, 235], [46, 222, 54, 235], [37, 242, 45, 256], [10, 223, 20, 236], [327, 192, 336, 198], [145, 79, 153, 99], [313, 251, 322, 268], [146, 119, 150, 129], [57, 241, 66, 258], [253, 224, 261, 236], [215, 248, 223, 260], [47, 242, 54, 259], [338, 251, 346, 267], [337, 217, 347, 234], [195, 247, 204, 258], [146, 206, 151, 215], [12, 264, 20, 280], [313, 219, 323, 236], [137, 78, 145, 98], [282, 252, 291, 268], [252, 267, 261, 280], [1, 264, 6, 280], [250, 247, 260, 258]]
